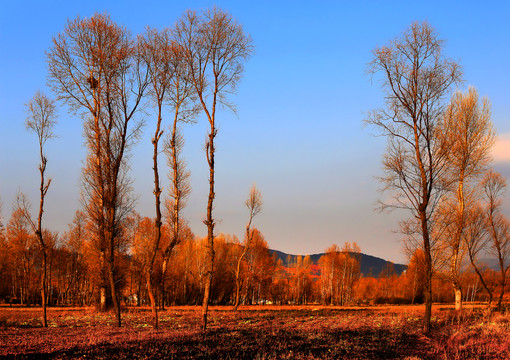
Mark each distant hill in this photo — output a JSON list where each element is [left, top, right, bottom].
[[269, 249, 407, 277]]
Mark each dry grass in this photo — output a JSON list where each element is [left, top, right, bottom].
[[0, 304, 509, 359]]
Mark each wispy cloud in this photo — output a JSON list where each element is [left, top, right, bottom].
[[492, 133, 510, 163]]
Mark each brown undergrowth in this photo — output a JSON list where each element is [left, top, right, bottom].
[[0, 305, 508, 359]]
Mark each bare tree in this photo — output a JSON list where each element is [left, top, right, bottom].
[[47, 13, 148, 327], [139, 27, 176, 329], [481, 170, 510, 310], [160, 29, 197, 312], [367, 22, 462, 333], [438, 86, 494, 310], [175, 7, 253, 331], [24, 91, 57, 327], [233, 184, 262, 310]]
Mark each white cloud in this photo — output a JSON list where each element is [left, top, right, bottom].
[[492, 133, 510, 163]]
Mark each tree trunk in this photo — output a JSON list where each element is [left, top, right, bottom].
[[454, 287, 462, 311], [147, 272, 158, 329], [452, 178, 465, 311], [420, 208, 433, 334], [234, 226, 251, 311], [468, 249, 493, 309], [107, 237, 121, 327], [202, 129, 216, 331], [41, 250, 47, 327], [160, 258, 167, 311], [233, 254, 244, 311], [99, 251, 107, 312], [497, 267, 507, 311], [148, 108, 163, 328]]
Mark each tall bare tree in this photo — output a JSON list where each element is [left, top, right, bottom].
[[24, 91, 57, 327], [233, 184, 262, 310], [139, 27, 175, 329], [367, 22, 462, 333], [481, 170, 510, 310], [175, 8, 253, 331], [437, 87, 494, 310], [160, 28, 197, 311], [139, 26, 197, 325], [47, 13, 148, 327]]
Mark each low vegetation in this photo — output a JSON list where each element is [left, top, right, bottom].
[[1, 305, 509, 359]]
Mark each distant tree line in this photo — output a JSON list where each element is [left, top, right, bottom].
[[1, 212, 507, 310]]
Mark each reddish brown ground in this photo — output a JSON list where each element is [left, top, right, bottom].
[[1, 304, 509, 359]]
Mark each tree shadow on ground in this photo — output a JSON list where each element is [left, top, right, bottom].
[[14, 326, 431, 360]]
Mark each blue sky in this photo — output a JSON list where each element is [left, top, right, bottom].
[[1, 0, 509, 263]]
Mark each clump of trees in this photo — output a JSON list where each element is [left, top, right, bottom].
[[367, 21, 509, 333], [319, 243, 361, 305], [0, 214, 507, 311], [46, 8, 252, 330]]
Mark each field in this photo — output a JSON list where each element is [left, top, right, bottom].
[[1, 305, 510, 359]]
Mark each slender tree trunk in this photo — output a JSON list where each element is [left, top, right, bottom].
[[420, 209, 433, 334], [99, 251, 107, 312], [107, 231, 121, 327], [497, 264, 507, 311], [202, 127, 216, 331], [41, 251, 47, 327], [414, 113, 433, 334], [146, 272, 158, 328], [148, 107, 163, 329], [159, 108, 184, 310], [492, 222, 507, 311], [233, 250, 246, 310], [234, 221, 253, 311], [160, 259, 167, 310], [93, 96, 108, 315], [330, 260, 334, 306], [468, 249, 493, 309], [452, 250, 462, 311], [36, 144, 50, 327], [452, 178, 465, 311]]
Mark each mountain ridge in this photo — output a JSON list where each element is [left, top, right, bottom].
[[269, 249, 407, 277]]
